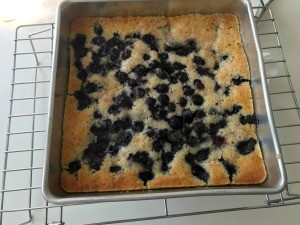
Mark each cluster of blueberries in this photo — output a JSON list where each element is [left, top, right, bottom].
[[67, 22, 258, 184]]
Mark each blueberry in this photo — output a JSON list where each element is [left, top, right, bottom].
[[67, 160, 81, 175], [209, 119, 227, 135], [115, 131, 132, 147], [224, 87, 230, 96], [232, 76, 250, 85], [177, 71, 189, 83], [193, 56, 205, 66], [165, 43, 194, 56], [110, 165, 121, 173], [132, 121, 144, 132], [71, 33, 86, 47], [183, 85, 195, 96], [128, 151, 154, 170], [149, 60, 161, 70], [153, 109, 168, 120], [196, 67, 214, 79], [100, 119, 112, 131], [240, 115, 259, 125], [146, 129, 156, 138], [214, 62, 220, 70], [187, 39, 197, 50], [169, 75, 178, 84], [167, 130, 182, 143], [132, 32, 141, 39], [155, 69, 167, 79], [89, 61, 104, 74], [143, 54, 151, 60], [128, 78, 138, 87], [158, 52, 169, 61], [105, 34, 125, 54], [171, 142, 183, 152], [77, 70, 88, 82], [168, 102, 176, 112], [132, 64, 148, 77], [108, 104, 120, 115], [187, 136, 198, 147], [214, 83, 221, 92], [237, 138, 257, 155], [83, 82, 99, 94], [142, 34, 158, 51], [139, 171, 154, 185], [108, 145, 120, 156], [115, 92, 133, 109], [90, 124, 99, 135], [169, 115, 182, 129], [191, 164, 210, 183], [221, 55, 229, 60], [225, 105, 242, 116], [74, 46, 88, 59], [153, 139, 164, 152], [158, 94, 169, 106], [161, 151, 174, 172], [182, 109, 194, 123], [193, 122, 207, 136], [181, 124, 192, 136], [185, 153, 195, 165], [162, 62, 175, 74], [123, 117, 132, 129], [145, 97, 156, 107], [122, 49, 132, 60], [74, 90, 92, 110], [194, 79, 205, 90], [173, 62, 186, 70], [74, 59, 83, 70], [91, 36, 106, 45], [195, 148, 210, 162], [156, 129, 168, 140], [93, 110, 102, 119], [82, 142, 106, 171], [156, 84, 169, 93], [179, 97, 188, 107], [211, 135, 226, 147], [115, 71, 128, 84], [219, 157, 236, 182], [194, 109, 206, 119], [93, 23, 103, 35], [192, 94, 204, 106], [110, 48, 120, 61], [111, 120, 124, 133], [131, 88, 146, 99]]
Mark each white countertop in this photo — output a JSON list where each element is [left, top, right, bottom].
[[0, 1, 300, 224]]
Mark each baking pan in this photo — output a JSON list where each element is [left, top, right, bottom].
[[43, 0, 286, 205]]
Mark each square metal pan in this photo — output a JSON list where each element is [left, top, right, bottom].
[[43, 0, 286, 205]]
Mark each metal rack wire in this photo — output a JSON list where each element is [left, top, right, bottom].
[[1, 5, 300, 225]]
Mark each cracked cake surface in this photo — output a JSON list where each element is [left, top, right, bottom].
[[61, 13, 267, 192]]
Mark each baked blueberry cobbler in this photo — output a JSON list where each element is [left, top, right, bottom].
[[61, 13, 267, 192]]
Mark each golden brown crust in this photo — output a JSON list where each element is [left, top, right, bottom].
[[62, 13, 266, 193]]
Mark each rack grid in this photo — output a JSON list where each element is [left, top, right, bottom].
[[1, 5, 300, 225]]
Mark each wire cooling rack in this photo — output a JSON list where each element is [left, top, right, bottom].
[[1, 5, 300, 225]]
